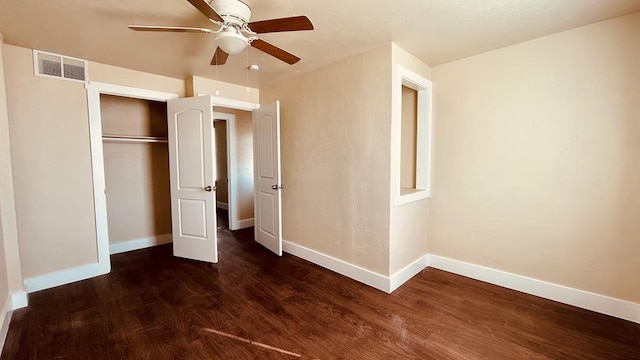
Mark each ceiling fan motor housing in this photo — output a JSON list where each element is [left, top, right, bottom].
[[210, 0, 252, 26]]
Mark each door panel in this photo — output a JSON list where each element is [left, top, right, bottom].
[[258, 192, 276, 236], [168, 96, 217, 263], [257, 117, 275, 178], [253, 101, 282, 255], [176, 114, 206, 189], [178, 199, 207, 238]]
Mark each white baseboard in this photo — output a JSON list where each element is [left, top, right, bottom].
[[283, 240, 390, 292], [9, 292, 27, 310], [233, 218, 254, 230], [0, 290, 27, 355], [216, 202, 228, 210], [390, 255, 429, 292], [0, 295, 13, 354], [0, 295, 12, 356], [24, 262, 109, 294], [428, 255, 640, 324], [109, 234, 172, 255], [280, 240, 639, 323], [19, 234, 639, 324]]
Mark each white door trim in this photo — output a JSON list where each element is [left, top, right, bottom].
[[86, 81, 179, 274]]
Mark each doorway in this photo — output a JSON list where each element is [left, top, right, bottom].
[[214, 118, 230, 230], [213, 109, 255, 231], [87, 82, 266, 272]]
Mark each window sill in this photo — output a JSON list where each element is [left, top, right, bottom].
[[394, 188, 429, 206]]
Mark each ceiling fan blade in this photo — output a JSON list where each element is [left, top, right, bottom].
[[251, 39, 300, 65], [128, 25, 214, 33], [248, 16, 314, 34], [186, 0, 224, 22], [211, 47, 229, 65]]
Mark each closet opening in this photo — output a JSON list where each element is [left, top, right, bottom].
[[100, 94, 173, 255]]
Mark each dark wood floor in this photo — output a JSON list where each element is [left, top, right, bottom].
[[3, 225, 639, 359], [217, 207, 229, 230]]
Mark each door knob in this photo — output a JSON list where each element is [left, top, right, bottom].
[[271, 185, 284, 190], [204, 185, 214, 192]]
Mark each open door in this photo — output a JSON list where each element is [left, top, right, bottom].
[[167, 96, 218, 263], [253, 101, 283, 255]]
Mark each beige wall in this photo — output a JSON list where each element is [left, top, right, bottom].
[[188, 76, 259, 104], [4, 44, 98, 278], [0, 36, 22, 289], [0, 35, 7, 305], [392, 43, 432, 81], [430, 12, 640, 303], [261, 45, 393, 275], [234, 110, 254, 221], [101, 95, 171, 244], [214, 107, 254, 221], [389, 44, 432, 275], [0, 217, 8, 306], [101, 95, 168, 137], [90, 62, 186, 98], [0, 33, 22, 307], [214, 120, 229, 204], [389, 200, 429, 274], [3, 43, 191, 279]]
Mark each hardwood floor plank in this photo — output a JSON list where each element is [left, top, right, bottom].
[[2, 224, 638, 359]]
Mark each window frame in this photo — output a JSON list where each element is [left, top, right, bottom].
[[391, 65, 432, 206]]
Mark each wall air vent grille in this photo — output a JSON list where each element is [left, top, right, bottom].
[[33, 50, 88, 83]]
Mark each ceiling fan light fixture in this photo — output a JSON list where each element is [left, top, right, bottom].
[[216, 29, 248, 55]]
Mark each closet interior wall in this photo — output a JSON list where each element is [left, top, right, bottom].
[[100, 94, 172, 247]]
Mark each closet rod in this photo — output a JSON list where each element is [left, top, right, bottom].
[[102, 135, 168, 144]]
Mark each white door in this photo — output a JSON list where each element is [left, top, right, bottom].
[[253, 101, 283, 255], [167, 96, 218, 263]]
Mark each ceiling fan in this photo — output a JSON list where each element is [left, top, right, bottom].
[[129, 0, 313, 66]]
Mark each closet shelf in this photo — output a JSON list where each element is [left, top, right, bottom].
[[102, 135, 168, 144]]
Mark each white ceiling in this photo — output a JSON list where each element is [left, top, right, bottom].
[[1, 0, 640, 88]]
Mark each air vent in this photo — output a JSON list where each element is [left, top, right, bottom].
[[33, 50, 88, 83]]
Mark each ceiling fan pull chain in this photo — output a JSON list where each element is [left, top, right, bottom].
[[215, 40, 220, 95], [245, 45, 249, 92]]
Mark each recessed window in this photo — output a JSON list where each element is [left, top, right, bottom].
[[392, 65, 432, 206], [401, 85, 418, 190]]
